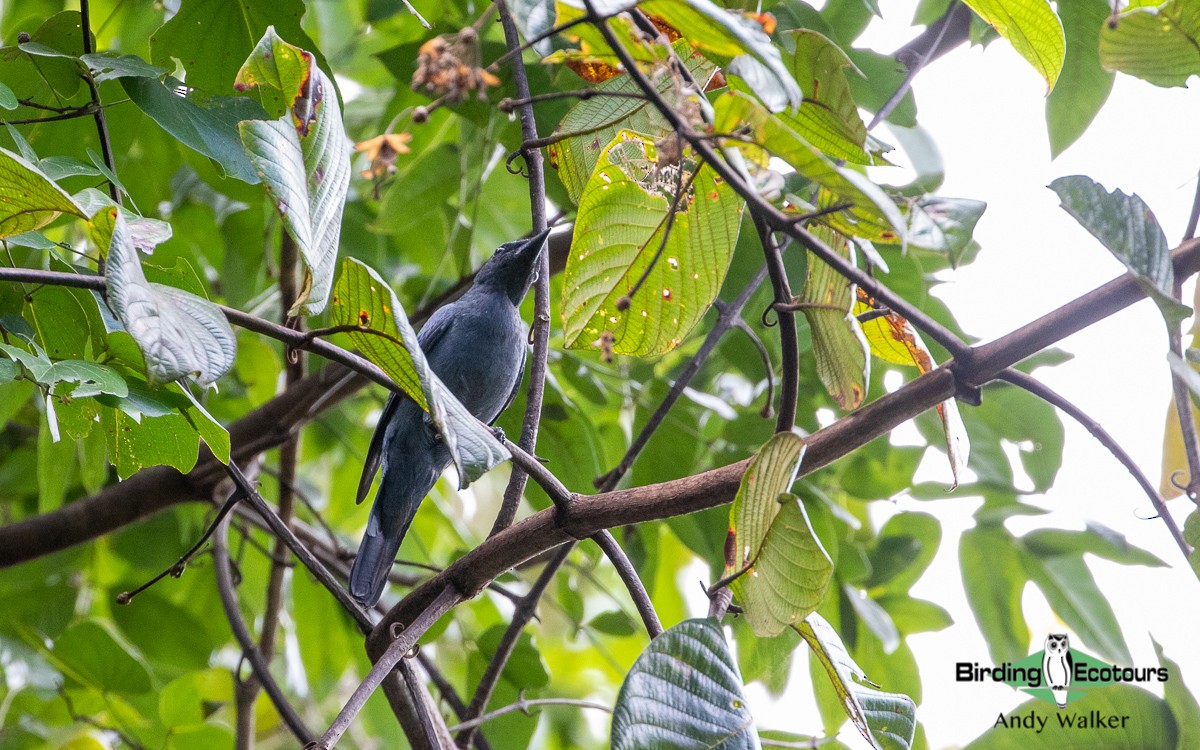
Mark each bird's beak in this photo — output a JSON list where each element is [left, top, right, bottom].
[[519, 227, 552, 264]]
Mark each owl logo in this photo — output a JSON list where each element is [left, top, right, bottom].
[[1043, 633, 1073, 708]]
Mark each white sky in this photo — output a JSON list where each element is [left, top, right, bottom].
[[739, 5, 1200, 748]]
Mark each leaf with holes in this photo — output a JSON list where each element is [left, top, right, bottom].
[[962, 0, 1065, 92], [1099, 0, 1200, 88], [90, 209, 236, 386], [731, 494, 833, 637], [642, 0, 802, 111], [236, 27, 351, 316], [562, 131, 743, 357], [798, 225, 869, 410], [548, 40, 716, 205], [0, 147, 85, 237], [611, 618, 758, 750], [330, 258, 508, 488], [798, 613, 917, 750], [1050, 175, 1190, 327]]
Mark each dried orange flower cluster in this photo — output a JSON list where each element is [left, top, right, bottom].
[[412, 27, 500, 103]]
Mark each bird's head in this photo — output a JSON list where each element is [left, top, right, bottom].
[[473, 227, 551, 304]]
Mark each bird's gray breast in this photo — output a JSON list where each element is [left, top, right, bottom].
[[425, 297, 525, 422]]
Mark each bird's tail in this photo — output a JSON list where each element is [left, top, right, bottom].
[[349, 474, 422, 607]]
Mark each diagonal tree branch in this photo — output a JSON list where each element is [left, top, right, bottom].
[[997, 368, 1192, 558]]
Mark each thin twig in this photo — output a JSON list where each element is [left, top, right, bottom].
[[591, 530, 662, 637], [756, 215, 800, 430], [1185, 169, 1200, 242], [1, 107, 99, 125], [491, 0, 554, 536], [1168, 276, 1200, 500], [581, 5, 972, 362], [997, 369, 1193, 558], [314, 586, 462, 749], [594, 266, 770, 492], [446, 696, 612, 734], [115, 489, 244, 605], [416, 651, 495, 750], [79, 0, 119, 215], [213, 516, 317, 745], [500, 89, 647, 112], [486, 14, 595, 72], [457, 543, 573, 748]]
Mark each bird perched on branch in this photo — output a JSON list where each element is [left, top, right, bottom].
[[350, 228, 551, 606]]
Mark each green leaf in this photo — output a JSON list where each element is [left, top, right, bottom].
[[732, 494, 834, 636], [92, 209, 237, 386], [611, 618, 758, 750], [561, 131, 743, 356], [0, 146, 85, 237], [1153, 639, 1200, 750], [878, 595, 953, 634], [903, 196, 986, 268], [1022, 552, 1131, 665], [236, 27, 351, 316], [122, 77, 266, 184], [1022, 523, 1166, 568], [713, 91, 904, 242], [799, 226, 869, 410], [37, 414, 75, 512], [1099, 0, 1200, 88], [963, 686, 1177, 749], [548, 41, 716, 205], [641, 0, 802, 111], [588, 610, 639, 636], [0, 81, 16, 110], [0, 343, 128, 399], [101, 407, 201, 479], [1046, 0, 1115, 157], [960, 526, 1030, 665], [798, 613, 917, 750], [330, 258, 509, 488], [1049, 175, 1190, 327], [50, 620, 153, 694], [961, 0, 1065, 91], [149, 0, 323, 98], [778, 30, 879, 165], [730, 430, 807, 568], [79, 52, 167, 83]]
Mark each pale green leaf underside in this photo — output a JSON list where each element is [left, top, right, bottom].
[[730, 430, 807, 565], [612, 618, 759, 750], [237, 27, 351, 316], [1099, 0, 1200, 87], [331, 258, 508, 487], [962, 0, 1065, 91], [95, 211, 237, 386], [732, 494, 834, 637], [562, 132, 743, 357], [802, 228, 868, 410], [799, 613, 917, 750]]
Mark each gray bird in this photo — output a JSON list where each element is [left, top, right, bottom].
[[350, 228, 550, 606]]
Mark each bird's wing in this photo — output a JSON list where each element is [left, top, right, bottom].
[[417, 303, 457, 353], [495, 342, 527, 423], [356, 393, 399, 505], [356, 306, 459, 504]]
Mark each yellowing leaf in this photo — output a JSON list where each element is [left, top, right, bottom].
[[0, 147, 84, 237], [855, 289, 970, 487], [800, 226, 868, 410]]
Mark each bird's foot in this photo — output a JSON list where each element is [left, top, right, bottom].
[[491, 425, 507, 443]]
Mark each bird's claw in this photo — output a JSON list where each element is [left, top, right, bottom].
[[492, 425, 507, 443]]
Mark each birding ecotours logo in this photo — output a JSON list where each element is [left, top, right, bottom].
[[956, 633, 1169, 709]]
